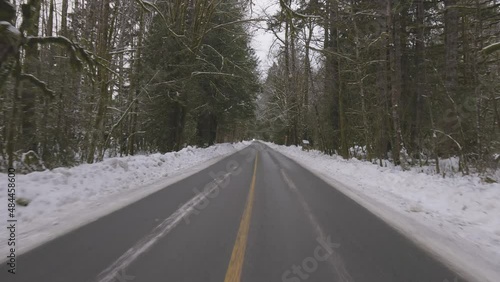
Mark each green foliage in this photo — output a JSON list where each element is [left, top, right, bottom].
[[142, 0, 259, 151]]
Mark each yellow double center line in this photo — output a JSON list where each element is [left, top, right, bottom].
[[223, 153, 259, 282]]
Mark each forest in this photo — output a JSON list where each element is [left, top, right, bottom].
[[0, 0, 259, 171], [257, 0, 500, 174], [0, 0, 499, 175]]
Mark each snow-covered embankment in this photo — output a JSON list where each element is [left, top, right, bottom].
[[265, 142, 500, 282], [0, 142, 250, 257]]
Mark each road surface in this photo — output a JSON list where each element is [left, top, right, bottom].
[[1, 142, 467, 282]]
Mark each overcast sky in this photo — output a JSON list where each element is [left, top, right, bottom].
[[248, 0, 281, 76]]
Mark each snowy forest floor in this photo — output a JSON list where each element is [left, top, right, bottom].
[[264, 142, 500, 280], [0, 142, 250, 258]]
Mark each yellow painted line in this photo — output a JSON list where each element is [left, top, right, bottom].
[[223, 153, 259, 282]]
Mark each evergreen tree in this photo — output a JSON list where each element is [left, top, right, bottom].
[[142, 0, 259, 151]]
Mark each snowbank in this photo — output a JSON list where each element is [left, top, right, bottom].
[[0, 142, 250, 257], [264, 142, 500, 281]]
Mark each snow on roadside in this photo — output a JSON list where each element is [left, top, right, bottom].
[[0, 142, 250, 257], [264, 142, 500, 281]]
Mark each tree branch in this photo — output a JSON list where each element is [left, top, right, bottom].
[[25, 36, 94, 70], [19, 73, 55, 98], [205, 18, 266, 34]]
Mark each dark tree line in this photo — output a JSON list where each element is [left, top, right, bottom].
[[257, 0, 500, 174]]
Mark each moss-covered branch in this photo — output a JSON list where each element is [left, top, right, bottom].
[[19, 73, 55, 98], [25, 36, 94, 70]]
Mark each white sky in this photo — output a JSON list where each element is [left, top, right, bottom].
[[248, 0, 281, 75], [247, 0, 322, 78]]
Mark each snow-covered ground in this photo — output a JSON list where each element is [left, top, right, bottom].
[[0, 142, 250, 258], [264, 142, 500, 282]]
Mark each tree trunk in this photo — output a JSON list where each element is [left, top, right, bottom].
[[87, 0, 111, 163], [21, 0, 42, 153], [128, 9, 144, 156], [413, 0, 425, 164], [7, 56, 22, 167], [388, 0, 403, 166], [376, 0, 390, 165], [303, 21, 313, 142], [444, 0, 458, 94], [324, 0, 340, 152], [351, 1, 371, 160]]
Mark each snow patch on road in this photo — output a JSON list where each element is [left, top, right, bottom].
[[0, 142, 250, 258], [264, 142, 500, 282]]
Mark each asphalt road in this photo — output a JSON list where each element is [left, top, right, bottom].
[[1, 142, 468, 282]]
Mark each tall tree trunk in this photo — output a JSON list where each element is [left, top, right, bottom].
[[444, 0, 458, 94], [290, 21, 299, 146], [473, 0, 483, 168], [303, 21, 313, 142], [7, 56, 22, 167], [388, 0, 403, 165], [87, 0, 111, 163], [413, 0, 425, 164], [61, 0, 68, 35], [324, 0, 340, 152], [351, 1, 371, 160], [21, 0, 42, 153], [376, 0, 390, 165], [55, 0, 69, 164], [46, 0, 54, 36], [282, 1, 292, 145], [387, 0, 402, 165], [444, 0, 468, 173], [128, 9, 144, 156]]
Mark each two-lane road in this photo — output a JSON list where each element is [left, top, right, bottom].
[[1, 142, 468, 282]]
